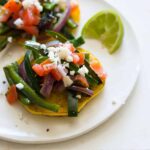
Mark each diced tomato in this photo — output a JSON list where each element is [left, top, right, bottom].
[[72, 53, 80, 64], [51, 69, 62, 81], [22, 8, 40, 26], [4, 0, 22, 14], [6, 85, 18, 104], [76, 53, 84, 65], [43, 64, 56, 75], [32, 62, 56, 76], [23, 26, 39, 36], [72, 53, 84, 65], [13, 12, 20, 19], [0, 7, 11, 22], [30, 5, 40, 16], [40, 59, 51, 66], [32, 64, 45, 77], [90, 60, 107, 80], [64, 43, 75, 52], [22, 9, 34, 26], [74, 75, 89, 88]]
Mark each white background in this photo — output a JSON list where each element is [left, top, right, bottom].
[[0, 0, 150, 149]]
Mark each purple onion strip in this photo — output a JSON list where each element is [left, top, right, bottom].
[[68, 86, 94, 96], [53, 0, 71, 32], [40, 74, 55, 98], [46, 40, 60, 47], [19, 61, 30, 83]]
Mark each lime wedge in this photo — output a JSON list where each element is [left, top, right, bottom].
[[82, 10, 124, 54]]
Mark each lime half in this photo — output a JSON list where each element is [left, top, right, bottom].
[[82, 10, 124, 54]]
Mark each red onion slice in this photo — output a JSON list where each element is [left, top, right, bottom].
[[19, 61, 30, 83], [46, 40, 60, 47], [53, 81, 65, 93], [53, 0, 71, 32], [68, 86, 94, 96], [40, 74, 55, 98]]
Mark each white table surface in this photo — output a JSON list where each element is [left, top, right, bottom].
[[0, 0, 150, 149]]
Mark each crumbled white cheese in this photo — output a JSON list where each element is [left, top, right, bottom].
[[57, 64, 67, 77], [16, 83, 24, 90], [66, 55, 73, 62], [70, 70, 75, 76], [63, 76, 73, 87], [57, 47, 71, 60], [7, 37, 13, 43], [78, 65, 89, 76], [76, 95, 81, 99], [14, 18, 24, 28], [47, 46, 72, 63], [40, 44, 47, 50], [48, 51, 55, 62], [47, 47, 57, 52], [72, 54, 79, 62], [22, 0, 43, 12], [63, 62, 69, 68]]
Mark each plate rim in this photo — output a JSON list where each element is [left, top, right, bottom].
[[0, 0, 141, 144]]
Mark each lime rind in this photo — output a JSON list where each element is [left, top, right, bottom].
[[82, 10, 124, 54]]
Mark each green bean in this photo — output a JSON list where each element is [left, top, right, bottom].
[[19, 95, 31, 105], [5, 65, 60, 112], [35, 56, 48, 64], [12, 61, 19, 73], [0, 24, 10, 35], [84, 60, 102, 84], [3, 67, 14, 85], [85, 53, 90, 63], [68, 91, 78, 117], [61, 27, 75, 40], [4, 67, 32, 105], [0, 0, 7, 5], [0, 36, 8, 51], [46, 30, 67, 43], [70, 36, 85, 47], [24, 51, 40, 93], [67, 19, 78, 29], [43, 2, 57, 11]]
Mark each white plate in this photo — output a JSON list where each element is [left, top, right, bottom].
[[0, 0, 140, 144]]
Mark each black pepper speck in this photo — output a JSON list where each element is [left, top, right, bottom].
[[46, 128, 50, 132]]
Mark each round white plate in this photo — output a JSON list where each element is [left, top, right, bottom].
[[0, 0, 140, 144]]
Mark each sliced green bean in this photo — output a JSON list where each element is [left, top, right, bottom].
[[24, 51, 40, 93], [0, 24, 10, 35], [43, 2, 57, 11], [70, 36, 85, 47], [4, 67, 32, 105], [85, 74, 99, 87], [68, 91, 78, 117], [85, 53, 90, 63], [61, 27, 75, 40], [0, 0, 7, 5], [69, 63, 79, 73], [12, 61, 19, 73], [84, 60, 102, 84], [5, 65, 60, 112], [3, 67, 14, 85], [0, 36, 8, 51], [35, 56, 48, 64], [67, 19, 78, 29], [46, 30, 67, 43], [19, 94, 31, 105]]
